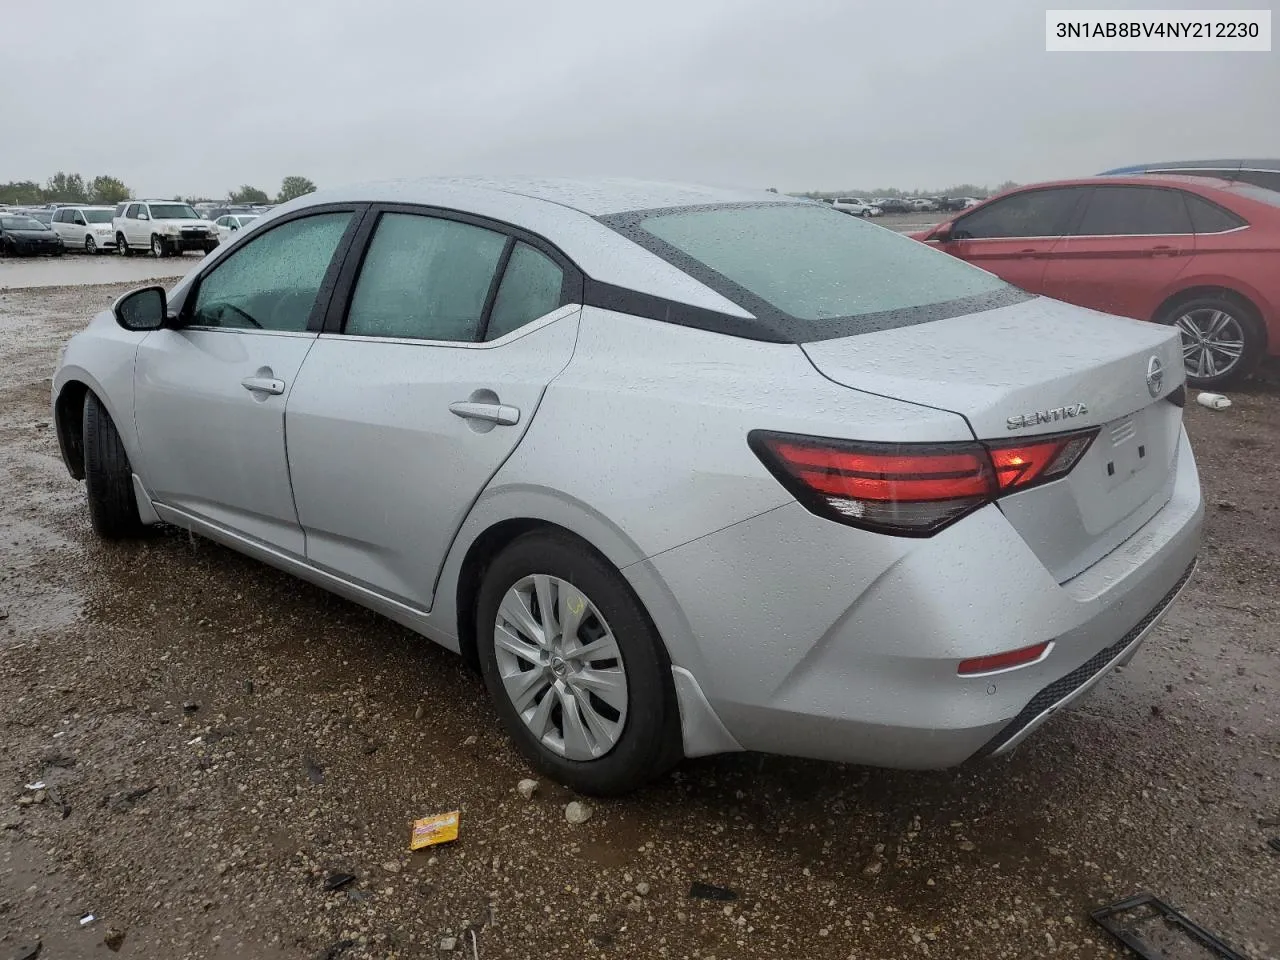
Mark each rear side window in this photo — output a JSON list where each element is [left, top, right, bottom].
[[952, 188, 1085, 239], [626, 203, 1009, 324], [1072, 186, 1191, 235], [1184, 193, 1247, 233], [485, 243, 565, 340], [344, 213, 507, 342]]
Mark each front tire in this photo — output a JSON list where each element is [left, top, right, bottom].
[[151, 234, 167, 258], [84, 235, 97, 255], [1159, 293, 1265, 389], [117, 233, 132, 257], [475, 530, 682, 796], [82, 392, 145, 539]]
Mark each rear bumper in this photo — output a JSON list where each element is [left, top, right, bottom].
[[635, 427, 1203, 768]]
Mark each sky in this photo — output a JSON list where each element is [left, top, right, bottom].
[[1, 0, 1275, 198]]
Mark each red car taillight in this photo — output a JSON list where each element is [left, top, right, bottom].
[[749, 427, 1098, 537]]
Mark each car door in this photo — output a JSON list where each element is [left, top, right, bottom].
[[933, 187, 1088, 293], [70, 210, 89, 245], [285, 208, 582, 610], [215, 216, 231, 244], [122, 203, 142, 246], [50, 209, 68, 242], [131, 207, 361, 555], [1039, 185, 1197, 319]]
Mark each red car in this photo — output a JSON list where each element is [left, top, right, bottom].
[[911, 175, 1280, 388]]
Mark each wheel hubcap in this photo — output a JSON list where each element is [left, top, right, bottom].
[[493, 574, 628, 761], [1175, 308, 1244, 380]]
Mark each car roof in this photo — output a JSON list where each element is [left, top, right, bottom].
[[996, 174, 1239, 193], [1099, 158, 1280, 175], [301, 176, 794, 217]]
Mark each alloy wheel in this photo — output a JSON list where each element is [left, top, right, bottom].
[[152, 236, 164, 258], [1176, 307, 1245, 380], [493, 574, 628, 761], [85, 235, 96, 254]]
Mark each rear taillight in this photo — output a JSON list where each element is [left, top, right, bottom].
[[749, 427, 1098, 537]]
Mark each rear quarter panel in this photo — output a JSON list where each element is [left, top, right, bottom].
[[427, 306, 973, 662]]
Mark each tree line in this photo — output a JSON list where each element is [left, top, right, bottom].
[[0, 172, 318, 207]]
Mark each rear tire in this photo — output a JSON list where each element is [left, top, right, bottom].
[[82, 392, 145, 539], [1158, 292, 1265, 389], [475, 530, 682, 796]]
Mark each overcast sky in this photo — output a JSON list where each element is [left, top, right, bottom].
[[1, 0, 1275, 198]]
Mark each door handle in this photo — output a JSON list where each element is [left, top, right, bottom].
[[241, 376, 285, 396], [1148, 245, 1180, 257], [1015, 247, 1043, 259], [449, 401, 520, 426]]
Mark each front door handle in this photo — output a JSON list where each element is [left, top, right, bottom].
[[241, 376, 285, 396], [1148, 245, 1181, 257], [449, 401, 520, 426]]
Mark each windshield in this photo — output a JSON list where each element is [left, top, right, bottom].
[[83, 209, 114, 223], [237, 215, 259, 225], [611, 202, 1014, 335], [149, 203, 200, 220], [1, 217, 46, 230]]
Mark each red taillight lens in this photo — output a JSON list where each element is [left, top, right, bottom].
[[957, 641, 1052, 676], [749, 427, 1098, 537]]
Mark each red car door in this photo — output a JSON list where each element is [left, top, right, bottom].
[[1040, 185, 1196, 320], [928, 187, 1088, 293]]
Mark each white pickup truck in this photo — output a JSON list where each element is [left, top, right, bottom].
[[112, 200, 219, 258]]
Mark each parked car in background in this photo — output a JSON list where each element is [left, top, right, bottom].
[[214, 212, 259, 244], [1100, 158, 1280, 193], [51, 205, 117, 254], [53, 177, 1201, 795], [0, 213, 65, 256], [831, 198, 881, 217], [113, 200, 219, 257], [908, 197, 938, 212], [873, 197, 914, 213], [26, 209, 54, 225], [912, 175, 1280, 387]]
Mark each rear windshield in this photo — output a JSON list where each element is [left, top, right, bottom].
[[604, 202, 1019, 338]]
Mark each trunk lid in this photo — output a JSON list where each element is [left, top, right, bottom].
[[801, 296, 1187, 582]]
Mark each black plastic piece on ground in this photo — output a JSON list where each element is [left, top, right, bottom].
[[1091, 893, 1248, 960], [323, 872, 357, 892], [13, 943, 42, 960], [689, 881, 738, 901], [1268, 836, 1280, 853]]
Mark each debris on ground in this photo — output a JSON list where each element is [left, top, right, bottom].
[[301, 755, 325, 784], [439, 935, 457, 951], [516, 778, 538, 800], [688, 881, 738, 901], [564, 801, 592, 824], [103, 928, 127, 952], [12, 943, 41, 960], [317, 939, 354, 959], [1197, 392, 1232, 410], [1092, 893, 1249, 960], [322, 872, 357, 892], [79, 913, 96, 925], [1268, 837, 1280, 853], [410, 810, 460, 850]]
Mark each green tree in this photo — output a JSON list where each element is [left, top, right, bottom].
[[230, 184, 270, 204], [276, 175, 317, 203], [89, 175, 131, 204], [0, 180, 44, 205], [45, 172, 89, 203]]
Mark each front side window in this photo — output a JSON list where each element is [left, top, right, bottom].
[[952, 188, 1086, 239], [344, 213, 507, 342], [486, 242, 565, 340], [621, 203, 1010, 327], [1071, 186, 1192, 236], [84, 210, 112, 223], [190, 212, 351, 331], [126, 204, 141, 219]]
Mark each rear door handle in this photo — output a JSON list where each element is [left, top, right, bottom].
[[1148, 245, 1181, 257], [449, 401, 520, 426], [1015, 247, 1043, 259], [241, 376, 285, 396]]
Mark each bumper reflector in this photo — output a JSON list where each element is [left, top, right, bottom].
[[958, 641, 1051, 676]]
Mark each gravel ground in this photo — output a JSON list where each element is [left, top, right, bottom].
[[0, 281, 1277, 960]]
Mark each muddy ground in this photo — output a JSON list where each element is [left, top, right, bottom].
[[0, 280, 1277, 960]]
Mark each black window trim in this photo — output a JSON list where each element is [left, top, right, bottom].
[[320, 202, 587, 341], [597, 201, 1031, 343], [173, 202, 370, 333]]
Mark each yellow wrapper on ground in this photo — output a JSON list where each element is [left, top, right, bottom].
[[410, 811, 460, 850]]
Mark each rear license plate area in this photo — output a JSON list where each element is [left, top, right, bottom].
[[1102, 415, 1149, 490]]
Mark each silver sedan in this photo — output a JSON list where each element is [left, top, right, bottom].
[[52, 178, 1203, 795]]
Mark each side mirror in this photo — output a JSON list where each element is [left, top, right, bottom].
[[928, 221, 954, 242], [138, 213, 150, 221], [114, 286, 168, 332], [230, 224, 239, 231]]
